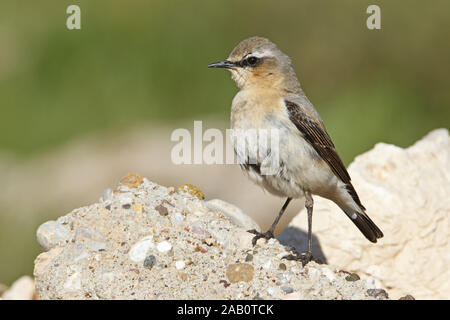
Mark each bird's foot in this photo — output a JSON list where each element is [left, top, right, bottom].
[[247, 229, 274, 246], [283, 250, 314, 267]]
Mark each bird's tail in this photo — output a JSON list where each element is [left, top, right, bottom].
[[342, 207, 384, 243]]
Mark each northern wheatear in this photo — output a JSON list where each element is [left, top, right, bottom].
[[208, 37, 383, 263]]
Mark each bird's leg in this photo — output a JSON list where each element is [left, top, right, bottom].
[[282, 191, 315, 266], [302, 191, 314, 263], [248, 197, 292, 246]]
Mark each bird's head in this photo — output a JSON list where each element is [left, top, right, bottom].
[[208, 37, 301, 92]]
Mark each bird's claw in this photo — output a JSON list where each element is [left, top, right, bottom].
[[247, 229, 274, 246], [282, 250, 314, 267]]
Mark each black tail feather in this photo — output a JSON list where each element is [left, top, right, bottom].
[[344, 209, 384, 243]]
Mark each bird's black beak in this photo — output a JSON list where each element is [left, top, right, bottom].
[[207, 60, 235, 69]]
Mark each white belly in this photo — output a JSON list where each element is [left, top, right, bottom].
[[231, 110, 339, 199]]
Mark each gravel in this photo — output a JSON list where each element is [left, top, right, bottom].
[[33, 174, 389, 300]]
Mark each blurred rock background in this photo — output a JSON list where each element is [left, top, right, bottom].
[[0, 0, 449, 291]]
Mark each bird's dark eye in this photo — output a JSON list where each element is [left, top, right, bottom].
[[246, 56, 259, 66]]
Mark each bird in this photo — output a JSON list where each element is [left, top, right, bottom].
[[208, 37, 383, 263]]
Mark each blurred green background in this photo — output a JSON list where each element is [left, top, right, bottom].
[[0, 0, 449, 285]]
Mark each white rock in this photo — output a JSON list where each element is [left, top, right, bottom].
[[1, 276, 36, 300], [36, 220, 71, 252], [175, 260, 186, 270], [281, 129, 450, 299], [262, 260, 272, 270], [205, 199, 261, 232], [267, 287, 276, 296], [129, 236, 155, 262], [117, 192, 133, 205], [172, 212, 184, 224], [157, 241, 172, 253], [100, 188, 113, 203]]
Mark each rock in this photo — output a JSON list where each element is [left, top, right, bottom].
[[120, 173, 144, 188], [281, 286, 294, 294], [100, 188, 113, 203], [36, 221, 71, 252], [143, 255, 157, 269], [345, 273, 360, 282], [177, 184, 205, 199], [205, 199, 261, 232], [156, 241, 172, 253], [33, 177, 389, 300], [226, 263, 254, 283], [175, 260, 186, 270], [367, 289, 389, 299], [399, 294, 415, 300], [280, 129, 450, 299], [155, 204, 168, 216], [129, 236, 155, 262], [1, 276, 37, 300]]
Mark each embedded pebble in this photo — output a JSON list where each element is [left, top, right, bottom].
[[367, 289, 389, 299], [281, 286, 294, 294], [191, 222, 211, 238], [262, 260, 272, 270], [129, 236, 155, 262], [100, 188, 113, 202], [173, 212, 184, 223], [345, 273, 360, 282], [144, 255, 157, 269], [155, 205, 168, 216], [118, 192, 133, 205], [157, 241, 172, 253], [226, 263, 254, 283], [120, 173, 144, 188], [175, 260, 186, 270], [36, 221, 71, 252]]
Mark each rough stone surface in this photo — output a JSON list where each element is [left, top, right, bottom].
[[33, 178, 387, 300], [279, 129, 450, 300], [1, 276, 37, 300]]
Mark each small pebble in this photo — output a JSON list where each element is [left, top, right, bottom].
[[155, 205, 168, 216], [281, 286, 294, 294], [179, 272, 188, 281], [245, 254, 253, 262], [100, 188, 113, 202], [278, 263, 287, 271], [367, 288, 389, 299], [345, 273, 360, 281], [129, 236, 155, 262], [175, 260, 186, 270], [177, 184, 205, 199], [157, 241, 172, 253], [262, 260, 272, 270], [399, 294, 415, 300], [226, 263, 254, 283], [36, 221, 71, 252], [144, 255, 157, 269], [173, 212, 184, 223], [120, 173, 143, 188]]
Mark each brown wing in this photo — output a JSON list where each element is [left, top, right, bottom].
[[285, 100, 364, 209]]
